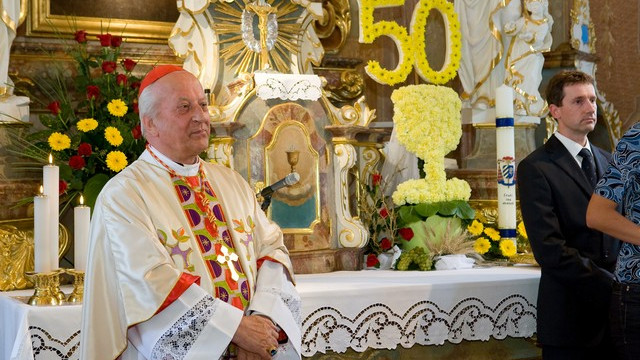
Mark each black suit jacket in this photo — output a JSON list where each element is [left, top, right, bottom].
[[517, 134, 620, 348]]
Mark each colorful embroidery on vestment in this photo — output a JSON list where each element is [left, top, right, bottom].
[[232, 216, 255, 249], [171, 175, 250, 310]]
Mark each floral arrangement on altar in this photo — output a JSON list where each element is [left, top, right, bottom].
[[389, 84, 476, 270], [358, 172, 400, 269], [468, 219, 517, 259], [14, 29, 145, 212]]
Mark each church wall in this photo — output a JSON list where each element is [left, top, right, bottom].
[[590, 1, 640, 130]]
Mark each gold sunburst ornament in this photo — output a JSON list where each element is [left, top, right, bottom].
[[213, 0, 304, 75]]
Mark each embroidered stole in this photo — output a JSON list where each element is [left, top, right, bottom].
[[172, 174, 250, 310]]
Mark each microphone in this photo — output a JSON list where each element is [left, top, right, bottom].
[[259, 172, 300, 198]]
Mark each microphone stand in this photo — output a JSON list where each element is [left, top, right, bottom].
[[260, 194, 272, 212]]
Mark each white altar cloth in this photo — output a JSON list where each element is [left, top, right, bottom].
[[0, 267, 540, 359], [0, 286, 80, 360], [298, 267, 539, 355]]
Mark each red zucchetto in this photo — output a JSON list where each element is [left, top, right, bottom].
[[138, 65, 185, 99]]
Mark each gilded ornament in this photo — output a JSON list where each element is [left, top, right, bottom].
[[0, 218, 69, 291], [313, 0, 351, 54]]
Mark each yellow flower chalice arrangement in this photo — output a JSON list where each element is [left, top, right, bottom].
[[390, 84, 475, 270]]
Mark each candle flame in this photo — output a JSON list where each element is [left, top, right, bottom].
[[48, 153, 53, 164], [79, 194, 84, 205], [39, 185, 43, 194]]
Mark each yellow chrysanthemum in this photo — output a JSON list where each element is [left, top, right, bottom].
[[106, 151, 128, 172], [48, 132, 71, 151], [104, 126, 123, 146], [499, 239, 517, 257], [474, 237, 491, 255], [77, 118, 98, 132], [483, 227, 501, 241], [107, 99, 128, 117], [517, 221, 528, 239], [467, 220, 484, 236]]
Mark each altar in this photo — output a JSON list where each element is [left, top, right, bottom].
[[1, 267, 541, 360]]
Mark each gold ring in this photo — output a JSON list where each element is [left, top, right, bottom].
[[267, 346, 277, 356]]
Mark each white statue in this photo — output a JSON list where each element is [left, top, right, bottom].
[[0, 0, 29, 122], [455, 0, 521, 121], [504, 0, 553, 119]]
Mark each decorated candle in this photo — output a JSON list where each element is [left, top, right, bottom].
[[495, 85, 517, 247]]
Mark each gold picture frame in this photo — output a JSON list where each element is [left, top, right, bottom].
[[27, 0, 178, 43]]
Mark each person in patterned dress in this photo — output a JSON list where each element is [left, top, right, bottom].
[[80, 65, 300, 360], [587, 123, 640, 360]]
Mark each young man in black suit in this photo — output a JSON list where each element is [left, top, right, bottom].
[[517, 70, 619, 360]]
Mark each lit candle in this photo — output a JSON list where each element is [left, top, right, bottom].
[[74, 195, 91, 271], [43, 154, 59, 270], [495, 85, 517, 247], [33, 186, 51, 273]]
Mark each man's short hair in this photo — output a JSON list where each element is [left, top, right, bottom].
[[545, 70, 595, 107]]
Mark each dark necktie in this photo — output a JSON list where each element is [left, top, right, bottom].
[[579, 148, 597, 187]]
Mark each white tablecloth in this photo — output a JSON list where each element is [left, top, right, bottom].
[[0, 286, 80, 360], [0, 267, 540, 359], [298, 266, 540, 355]]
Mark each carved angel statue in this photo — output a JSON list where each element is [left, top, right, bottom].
[[455, 0, 522, 112], [504, 0, 553, 118]]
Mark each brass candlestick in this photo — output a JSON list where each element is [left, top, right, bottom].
[[25, 271, 62, 306], [285, 150, 299, 173], [51, 269, 66, 303], [66, 269, 85, 303]]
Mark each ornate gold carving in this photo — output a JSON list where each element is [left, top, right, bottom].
[[470, 200, 522, 226], [324, 70, 364, 105], [313, 0, 351, 54], [0, 218, 69, 291], [570, 0, 596, 53], [212, 0, 304, 75]]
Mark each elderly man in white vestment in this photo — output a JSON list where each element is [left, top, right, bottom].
[[80, 65, 301, 360]]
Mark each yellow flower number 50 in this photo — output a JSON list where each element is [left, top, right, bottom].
[[358, 0, 461, 86]]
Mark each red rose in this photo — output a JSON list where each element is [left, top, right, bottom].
[[102, 61, 117, 73], [379, 207, 388, 218], [97, 34, 112, 47], [380, 237, 392, 251], [116, 74, 128, 86], [366, 253, 380, 268], [398, 227, 414, 241], [77, 142, 92, 156], [132, 102, 139, 114], [122, 58, 137, 72], [130, 81, 140, 90], [59, 180, 68, 195], [131, 124, 142, 139], [69, 155, 86, 170], [372, 173, 382, 186], [47, 101, 61, 116], [86, 85, 100, 100], [110, 35, 122, 48], [74, 30, 88, 43]]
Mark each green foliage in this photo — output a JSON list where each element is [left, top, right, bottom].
[[397, 200, 475, 228]]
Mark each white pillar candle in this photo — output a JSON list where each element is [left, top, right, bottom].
[[43, 154, 59, 270], [33, 187, 50, 273], [74, 195, 91, 271], [495, 85, 517, 247]]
